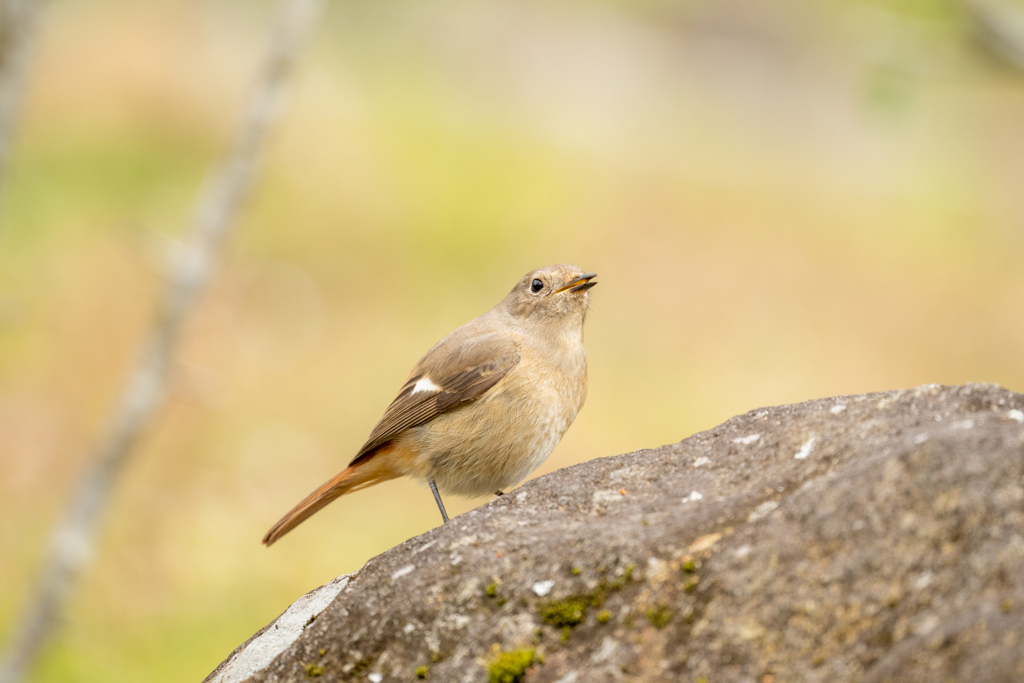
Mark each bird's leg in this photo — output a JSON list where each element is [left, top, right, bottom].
[[429, 479, 449, 523], [495, 490, 504, 496]]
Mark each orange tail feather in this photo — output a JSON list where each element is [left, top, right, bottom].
[[262, 453, 398, 546]]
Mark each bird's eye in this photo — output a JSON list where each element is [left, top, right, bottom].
[[530, 279, 544, 293]]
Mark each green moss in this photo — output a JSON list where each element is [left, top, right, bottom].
[[486, 582, 498, 597], [536, 562, 638, 634], [645, 605, 673, 629], [560, 626, 571, 643], [301, 662, 324, 677], [488, 648, 535, 683], [571, 567, 581, 575], [538, 596, 590, 627], [415, 665, 429, 678], [591, 564, 638, 607], [681, 560, 696, 574], [684, 577, 699, 594], [597, 610, 611, 624]]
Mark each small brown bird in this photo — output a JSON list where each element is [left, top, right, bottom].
[[262, 264, 596, 545]]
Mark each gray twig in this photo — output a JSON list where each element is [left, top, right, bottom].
[[966, 0, 1024, 73], [0, 1, 320, 681], [0, 0, 45, 217]]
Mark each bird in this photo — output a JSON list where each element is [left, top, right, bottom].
[[262, 264, 596, 546]]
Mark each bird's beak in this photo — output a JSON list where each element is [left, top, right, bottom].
[[556, 273, 598, 294]]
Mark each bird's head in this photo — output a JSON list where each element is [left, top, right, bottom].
[[502, 264, 597, 326]]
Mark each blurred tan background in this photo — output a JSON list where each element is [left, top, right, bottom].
[[1, 0, 1023, 680]]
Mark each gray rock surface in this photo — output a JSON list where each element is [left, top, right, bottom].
[[207, 383, 1024, 683]]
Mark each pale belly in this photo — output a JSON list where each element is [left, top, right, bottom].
[[406, 368, 584, 496]]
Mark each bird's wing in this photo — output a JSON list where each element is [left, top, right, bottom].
[[348, 333, 521, 466]]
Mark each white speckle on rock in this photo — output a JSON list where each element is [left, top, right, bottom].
[[554, 672, 579, 683], [532, 580, 555, 597], [915, 614, 940, 636], [1008, 409, 1024, 423], [414, 541, 435, 554], [734, 545, 752, 558], [794, 435, 817, 460], [591, 636, 619, 664], [830, 404, 846, 414], [368, 674, 383, 683], [515, 491, 529, 502], [734, 618, 765, 640], [733, 434, 760, 445], [592, 490, 625, 504], [391, 564, 415, 580], [646, 557, 672, 584], [692, 456, 711, 467], [496, 613, 538, 644], [681, 491, 703, 504], [608, 466, 634, 481], [914, 571, 934, 590], [914, 433, 929, 444], [748, 500, 779, 522], [952, 419, 975, 430], [403, 623, 415, 634], [207, 574, 350, 683], [456, 578, 481, 604], [448, 535, 477, 550]]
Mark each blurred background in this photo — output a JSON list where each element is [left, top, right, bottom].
[[1, 0, 1023, 680]]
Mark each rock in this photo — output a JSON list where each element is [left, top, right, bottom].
[[206, 383, 1024, 683]]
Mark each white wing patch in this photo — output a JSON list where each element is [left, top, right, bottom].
[[412, 377, 441, 395]]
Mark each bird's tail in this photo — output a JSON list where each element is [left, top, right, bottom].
[[262, 449, 398, 546]]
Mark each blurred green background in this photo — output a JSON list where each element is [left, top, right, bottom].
[[1, 0, 1023, 680]]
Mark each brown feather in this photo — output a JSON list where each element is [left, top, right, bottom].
[[348, 334, 520, 467], [262, 447, 400, 546]]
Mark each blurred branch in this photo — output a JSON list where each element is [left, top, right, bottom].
[[0, 0, 45, 218], [966, 0, 1024, 73], [0, 0, 321, 681]]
